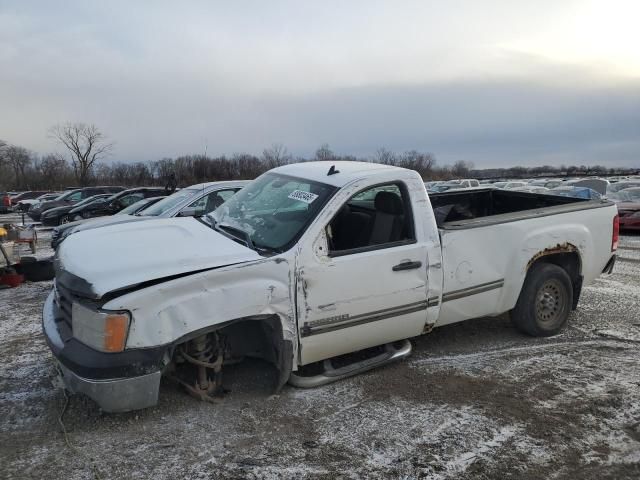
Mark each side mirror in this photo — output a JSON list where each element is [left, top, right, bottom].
[[178, 207, 199, 217]]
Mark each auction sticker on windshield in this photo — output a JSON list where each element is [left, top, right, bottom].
[[288, 190, 318, 204]]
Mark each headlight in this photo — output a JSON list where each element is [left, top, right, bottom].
[[72, 302, 131, 352]]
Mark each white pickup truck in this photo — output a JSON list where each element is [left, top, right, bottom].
[[43, 161, 619, 412]]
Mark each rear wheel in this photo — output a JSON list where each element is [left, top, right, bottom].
[[510, 263, 573, 337], [60, 214, 71, 224]]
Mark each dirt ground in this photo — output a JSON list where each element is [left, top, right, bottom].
[[1, 212, 639, 479]]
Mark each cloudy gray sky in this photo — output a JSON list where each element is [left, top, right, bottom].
[[1, 0, 639, 167]]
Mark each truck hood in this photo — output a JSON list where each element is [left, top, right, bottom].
[[52, 214, 153, 249], [56, 217, 261, 298]]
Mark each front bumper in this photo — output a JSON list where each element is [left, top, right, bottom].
[[43, 290, 164, 412], [41, 215, 60, 226]]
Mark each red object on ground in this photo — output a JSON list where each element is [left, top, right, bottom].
[[0, 273, 24, 288]]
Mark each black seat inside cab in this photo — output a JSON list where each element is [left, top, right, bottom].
[[369, 191, 404, 245], [331, 205, 371, 250], [205, 193, 225, 213]]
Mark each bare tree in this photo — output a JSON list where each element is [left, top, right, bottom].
[[262, 143, 292, 169], [399, 150, 436, 176], [36, 154, 72, 188], [5, 146, 32, 189], [49, 123, 114, 186], [314, 143, 336, 161], [450, 160, 475, 178], [374, 147, 397, 165]]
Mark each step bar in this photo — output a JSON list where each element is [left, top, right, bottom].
[[289, 339, 412, 388]]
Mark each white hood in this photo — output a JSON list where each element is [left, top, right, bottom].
[[57, 217, 261, 297]]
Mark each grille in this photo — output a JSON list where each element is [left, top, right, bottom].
[[54, 282, 75, 331], [54, 280, 103, 333]]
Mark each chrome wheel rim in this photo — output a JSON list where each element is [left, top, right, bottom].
[[535, 279, 566, 327]]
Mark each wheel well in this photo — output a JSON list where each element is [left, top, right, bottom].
[[527, 248, 582, 310], [170, 315, 293, 393]]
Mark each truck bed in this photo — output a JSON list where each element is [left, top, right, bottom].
[[430, 188, 611, 229]]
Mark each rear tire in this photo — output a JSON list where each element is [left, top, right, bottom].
[[510, 263, 573, 337], [60, 215, 70, 225]]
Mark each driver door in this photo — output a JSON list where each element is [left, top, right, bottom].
[[297, 182, 429, 365]]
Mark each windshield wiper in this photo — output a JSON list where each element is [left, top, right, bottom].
[[252, 242, 280, 255], [217, 222, 255, 250], [207, 217, 277, 255]]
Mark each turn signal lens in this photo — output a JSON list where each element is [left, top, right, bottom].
[[104, 314, 130, 352]]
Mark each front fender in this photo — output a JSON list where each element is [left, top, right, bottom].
[[102, 257, 296, 352]]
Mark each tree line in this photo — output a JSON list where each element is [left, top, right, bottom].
[[1, 123, 637, 192]]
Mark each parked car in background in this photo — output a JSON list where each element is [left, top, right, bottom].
[[565, 178, 609, 195], [51, 181, 248, 248], [607, 181, 640, 195], [67, 187, 168, 220], [9, 191, 51, 211], [613, 187, 640, 231], [511, 186, 550, 194], [424, 181, 444, 191], [443, 179, 480, 188], [115, 196, 166, 216], [28, 186, 124, 221], [429, 179, 484, 193], [528, 179, 563, 189], [550, 186, 602, 200], [15, 192, 60, 212], [40, 194, 113, 226], [493, 181, 528, 190]]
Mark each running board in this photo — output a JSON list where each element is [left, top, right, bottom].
[[289, 339, 412, 388]]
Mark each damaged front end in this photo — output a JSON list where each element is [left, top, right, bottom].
[[44, 270, 295, 412]]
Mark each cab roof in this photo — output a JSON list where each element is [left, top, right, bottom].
[[270, 161, 409, 187]]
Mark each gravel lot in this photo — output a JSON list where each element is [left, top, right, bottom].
[[1, 213, 639, 479]]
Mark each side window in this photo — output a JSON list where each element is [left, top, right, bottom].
[[327, 183, 414, 255], [120, 193, 143, 207], [68, 191, 83, 201], [186, 189, 236, 216], [470, 180, 479, 187]]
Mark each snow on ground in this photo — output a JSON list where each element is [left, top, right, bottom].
[[0, 213, 639, 479]]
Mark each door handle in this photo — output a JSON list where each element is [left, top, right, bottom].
[[392, 261, 422, 271]]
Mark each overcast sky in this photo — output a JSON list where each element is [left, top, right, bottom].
[[1, 0, 639, 168]]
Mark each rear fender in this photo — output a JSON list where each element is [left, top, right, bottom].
[[499, 224, 590, 313]]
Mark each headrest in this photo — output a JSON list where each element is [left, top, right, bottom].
[[374, 191, 403, 215]]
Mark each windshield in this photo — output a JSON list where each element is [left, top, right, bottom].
[[208, 173, 336, 252], [74, 195, 106, 207], [56, 190, 79, 201], [142, 189, 196, 216]]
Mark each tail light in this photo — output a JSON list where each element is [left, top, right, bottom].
[[612, 214, 619, 251]]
